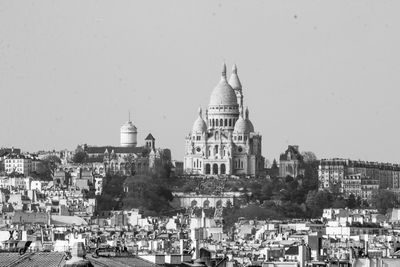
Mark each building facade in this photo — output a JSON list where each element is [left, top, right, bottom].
[[279, 145, 304, 178], [319, 158, 400, 201], [184, 64, 264, 177], [82, 121, 171, 176], [4, 154, 32, 176]]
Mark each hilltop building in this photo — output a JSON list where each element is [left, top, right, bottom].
[[319, 158, 400, 202], [279, 145, 304, 178], [82, 120, 171, 176], [184, 63, 264, 177]]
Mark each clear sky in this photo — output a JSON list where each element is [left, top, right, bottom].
[[1, 1, 400, 163]]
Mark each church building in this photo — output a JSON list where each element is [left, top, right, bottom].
[[184, 63, 264, 177]]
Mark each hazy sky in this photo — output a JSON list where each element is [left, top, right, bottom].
[[1, 1, 400, 163]]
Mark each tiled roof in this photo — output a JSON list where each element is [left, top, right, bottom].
[[51, 215, 88, 226], [0, 148, 21, 157], [145, 134, 155, 141], [0, 252, 66, 267], [88, 255, 159, 267], [285, 246, 299, 255]]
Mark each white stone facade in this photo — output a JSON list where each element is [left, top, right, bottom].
[[4, 155, 32, 176], [184, 64, 264, 177]]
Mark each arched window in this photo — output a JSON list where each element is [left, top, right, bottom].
[[220, 164, 226, 174], [216, 119, 218, 126], [220, 119, 223, 126], [205, 164, 211, 174], [224, 119, 227, 126], [213, 164, 218, 174], [229, 119, 232, 127]]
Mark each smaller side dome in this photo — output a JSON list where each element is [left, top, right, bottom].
[[192, 107, 207, 133], [247, 120, 255, 133], [245, 107, 254, 132], [234, 107, 254, 133], [234, 116, 248, 133]]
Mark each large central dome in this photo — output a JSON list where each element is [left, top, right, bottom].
[[209, 64, 239, 107]]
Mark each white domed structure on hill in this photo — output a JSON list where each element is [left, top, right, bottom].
[[120, 115, 137, 147], [184, 63, 264, 177]]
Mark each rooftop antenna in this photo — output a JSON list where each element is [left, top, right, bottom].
[[128, 111, 131, 122]]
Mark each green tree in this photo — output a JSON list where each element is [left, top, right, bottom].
[[347, 194, 357, 209], [305, 190, 332, 218], [122, 175, 173, 214], [31, 155, 61, 180], [72, 151, 88, 163], [301, 151, 318, 163], [372, 190, 398, 214]]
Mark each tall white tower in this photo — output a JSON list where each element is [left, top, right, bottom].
[[120, 113, 137, 147]]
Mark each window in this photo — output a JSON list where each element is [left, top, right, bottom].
[[224, 119, 227, 126], [220, 119, 223, 126], [229, 119, 232, 127], [196, 136, 201, 141], [238, 136, 243, 141]]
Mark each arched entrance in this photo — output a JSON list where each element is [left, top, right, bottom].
[[205, 164, 211, 174], [212, 164, 218, 175], [220, 164, 226, 175], [203, 200, 210, 209]]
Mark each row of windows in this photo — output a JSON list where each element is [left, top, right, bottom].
[[209, 118, 238, 127], [235, 160, 244, 169], [5, 168, 24, 172], [5, 159, 29, 163], [209, 106, 238, 110], [5, 164, 25, 167], [192, 134, 248, 142], [193, 159, 202, 169]]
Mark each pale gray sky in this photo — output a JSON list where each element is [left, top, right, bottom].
[[1, 1, 400, 163]]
